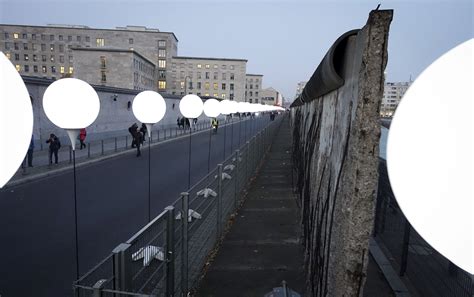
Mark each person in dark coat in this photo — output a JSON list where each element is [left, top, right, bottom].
[[185, 118, 190, 130], [79, 128, 87, 150], [46, 133, 61, 164], [129, 123, 142, 157], [129, 123, 138, 148], [140, 123, 147, 144]]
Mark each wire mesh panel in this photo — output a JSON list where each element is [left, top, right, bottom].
[[74, 254, 116, 295]]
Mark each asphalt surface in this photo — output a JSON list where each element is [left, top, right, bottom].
[[0, 115, 270, 297]]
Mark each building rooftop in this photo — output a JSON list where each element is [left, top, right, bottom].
[[246, 74, 264, 76], [172, 56, 248, 62], [0, 23, 179, 42], [70, 47, 154, 64]]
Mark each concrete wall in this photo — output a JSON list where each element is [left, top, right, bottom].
[[290, 10, 392, 296], [24, 77, 213, 147]]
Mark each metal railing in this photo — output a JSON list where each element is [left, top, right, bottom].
[[374, 159, 474, 297], [73, 114, 284, 297]]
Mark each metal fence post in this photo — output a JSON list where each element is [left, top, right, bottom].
[[169, 128, 172, 139], [101, 140, 104, 155], [400, 218, 411, 276], [165, 206, 175, 297], [112, 242, 131, 291], [69, 146, 72, 164], [164, 129, 167, 140], [245, 142, 250, 182], [180, 192, 189, 296], [175, 128, 178, 138], [87, 143, 91, 158], [158, 130, 160, 142], [234, 150, 239, 209], [125, 135, 128, 148], [114, 137, 117, 152], [150, 131, 153, 143], [217, 164, 223, 237]]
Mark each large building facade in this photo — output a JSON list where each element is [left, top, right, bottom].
[[260, 87, 283, 106], [245, 74, 263, 103], [380, 81, 411, 117], [169, 56, 247, 101], [0, 24, 177, 92]]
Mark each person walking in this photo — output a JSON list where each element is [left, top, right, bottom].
[[46, 133, 61, 165], [79, 128, 87, 150], [130, 125, 142, 157], [140, 123, 147, 144], [211, 118, 219, 134], [129, 123, 138, 148]]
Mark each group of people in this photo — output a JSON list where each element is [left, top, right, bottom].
[[128, 123, 148, 157], [177, 117, 199, 130]]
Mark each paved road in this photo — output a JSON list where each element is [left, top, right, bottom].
[[0, 115, 272, 297]]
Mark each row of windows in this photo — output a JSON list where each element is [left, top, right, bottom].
[[246, 78, 260, 83], [4, 32, 106, 47], [246, 84, 260, 89], [4, 40, 104, 52], [15, 64, 73, 74], [174, 82, 235, 91], [172, 62, 236, 70], [6, 52, 73, 63], [133, 58, 155, 77], [245, 91, 259, 97], [175, 71, 235, 80], [170, 92, 235, 100]]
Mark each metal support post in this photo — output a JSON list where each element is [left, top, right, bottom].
[[87, 143, 91, 158], [114, 137, 117, 152], [400, 218, 411, 276], [164, 128, 167, 140], [101, 140, 104, 155], [181, 192, 189, 295], [69, 146, 72, 164], [217, 164, 223, 236], [112, 243, 131, 291], [234, 150, 239, 209], [125, 136, 128, 148], [165, 206, 175, 297]]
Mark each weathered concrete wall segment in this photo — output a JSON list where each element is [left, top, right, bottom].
[[290, 10, 392, 296]]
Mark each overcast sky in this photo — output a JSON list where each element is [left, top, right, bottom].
[[1, 0, 472, 100]]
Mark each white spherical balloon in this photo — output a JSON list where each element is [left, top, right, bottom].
[[0, 52, 33, 188], [219, 99, 232, 115], [179, 94, 203, 119], [132, 91, 166, 124], [43, 78, 100, 129], [203, 99, 220, 118]]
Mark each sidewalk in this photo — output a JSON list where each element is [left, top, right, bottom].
[[195, 117, 395, 297]]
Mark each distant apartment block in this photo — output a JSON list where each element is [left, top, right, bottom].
[[0, 24, 178, 92], [260, 87, 283, 106], [169, 56, 247, 102], [381, 81, 411, 117], [245, 74, 263, 103], [295, 81, 307, 98]]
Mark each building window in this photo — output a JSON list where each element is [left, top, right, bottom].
[[69, 56, 73, 63], [58, 35, 63, 41], [205, 72, 210, 79], [205, 64, 210, 69], [250, 84, 253, 89], [213, 93, 218, 97], [222, 83, 226, 90], [158, 70, 166, 79], [60, 66, 65, 74], [23, 43, 28, 50], [59, 44, 64, 52], [68, 35, 72, 41], [51, 66, 56, 73], [4, 42, 10, 50], [158, 40, 166, 47], [14, 43, 19, 50], [42, 65, 47, 73], [85, 36, 90, 42], [41, 34, 46, 41], [222, 73, 226, 80], [197, 72, 201, 79], [255, 91, 258, 96], [14, 53, 19, 61], [180, 81, 185, 89], [205, 93, 209, 96], [197, 82, 201, 89], [33, 65, 38, 72], [255, 99, 259, 103], [129, 38, 133, 44], [42, 55, 46, 62], [31, 43, 36, 50], [158, 49, 166, 57], [249, 99, 253, 103], [15, 64, 20, 71], [13, 33, 19, 39], [96, 38, 105, 47], [50, 44, 54, 51], [230, 83, 234, 90], [50, 55, 54, 62], [158, 81, 166, 89], [40, 43, 46, 51], [33, 54, 37, 62], [158, 60, 166, 68], [24, 65, 29, 72], [180, 71, 185, 79], [101, 71, 106, 82], [205, 82, 210, 90], [24, 54, 28, 61], [197, 64, 202, 68], [221, 94, 226, 99], [4, 32, 9, 39], [230, 65, 234, 70], [255, 84, 258, 89], [100, 56, 106, 68], [230, 93, 234, 100], [213, 64, 218, 69], [249, 91, 253, 96], [213, 72, 218, 79], [49, 34, 54, 41], [69, 67, 74, 74], [213, 83, 218, 90]]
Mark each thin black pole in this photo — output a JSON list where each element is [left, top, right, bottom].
[[230, 115, 234, 152], [239, 115, 242, 147], [73, 149, 79, 279], [207, 119, 212, 173], [223, 116, 227, 161], [188, 123, 192, 189], [148, 137, 151, 222]]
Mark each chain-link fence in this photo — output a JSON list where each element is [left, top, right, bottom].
[[374, 159, 474, 297], [73, 114, 284, 297]]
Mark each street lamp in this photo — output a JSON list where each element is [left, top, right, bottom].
[[132, 90, 166, 222], [0, 52, 34, 189], [203, 99, 220, 173], [179, 94, 203, 189], [42, 78, 100, 279]]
